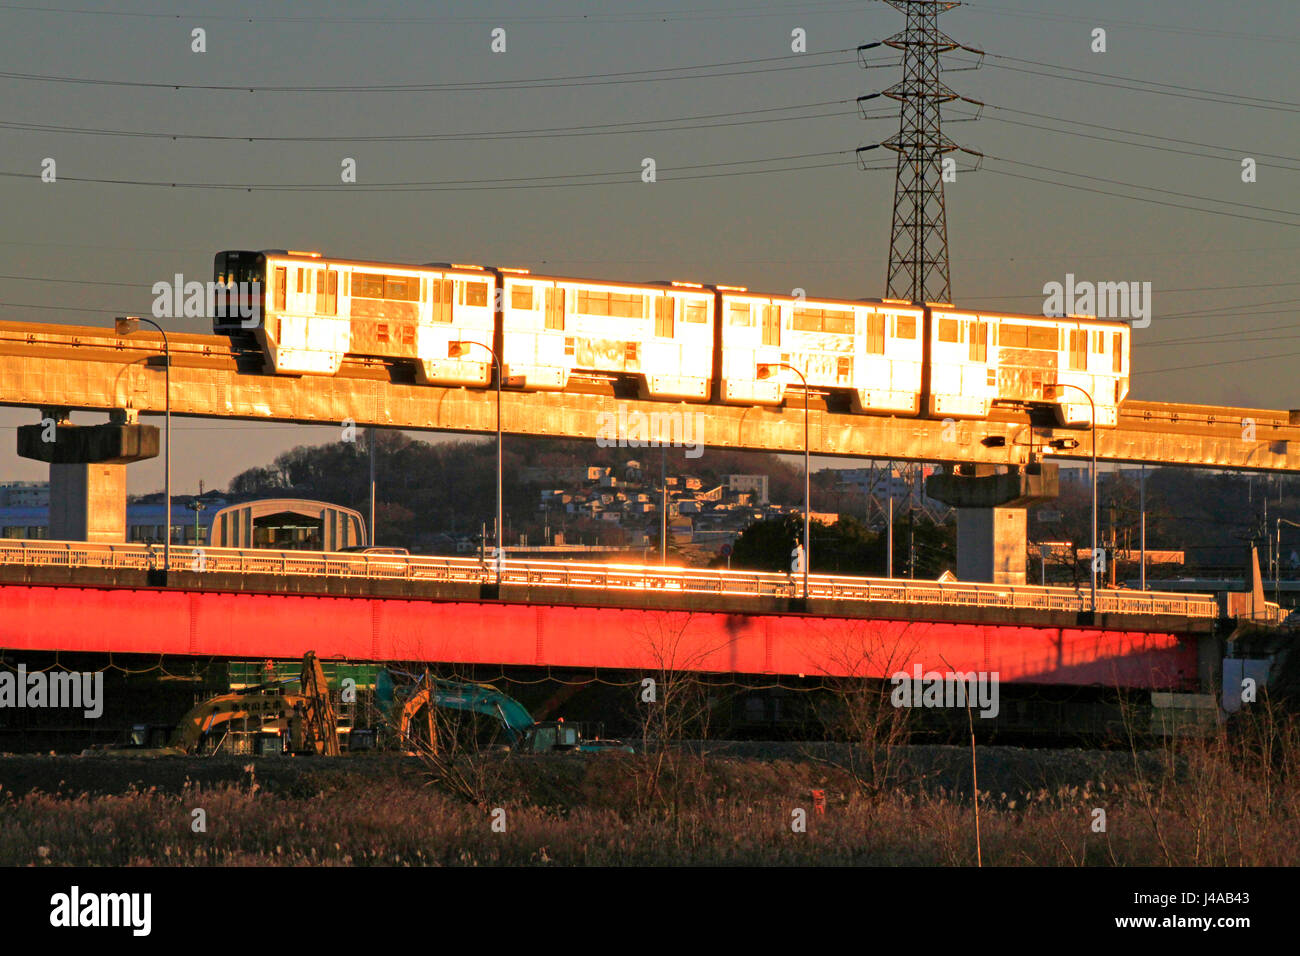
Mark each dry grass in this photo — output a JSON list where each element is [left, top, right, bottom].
[[4, 716, 1299, 866]]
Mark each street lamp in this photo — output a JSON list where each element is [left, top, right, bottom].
[[186, 496, 207, 546], [449, 340, 503, 584], [1050, 382, 1097, 613], [116, 316, 170, 577], [1274, 518, 1300, 605], [757, 362, 809, 600]]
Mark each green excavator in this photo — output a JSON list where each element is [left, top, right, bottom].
[[375, 670, 633, 755]]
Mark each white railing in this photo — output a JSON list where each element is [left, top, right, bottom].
[[0, 538, 1252, 621]]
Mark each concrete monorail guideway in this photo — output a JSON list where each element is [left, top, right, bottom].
[[1, 318, 1298, 471]]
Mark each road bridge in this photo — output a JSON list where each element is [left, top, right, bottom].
[[0, 541, 1276, 694]]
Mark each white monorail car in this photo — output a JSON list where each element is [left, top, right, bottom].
[[926, 308, 1129, 426], [214, 250, 496, 386], [497, 271, 714, 401], [717, 291, 925, 414]]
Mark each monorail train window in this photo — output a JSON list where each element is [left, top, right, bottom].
[[545, 287, 565, 330], [761, 305, 779, 346], [728, 303, 753, 327], [430, 278, 454, 323], [387, 275, 421, 302], [462, 280, 488, 307], [1113, 333, 1123, 373], [824, 310, 854, 334], [791, 309, 820, 332], [274, 267, 287, 311], [353, 273, 385, 299], [1030, 327, 1059, 350], [1069, 330, 1087, 370], [1094, 331, 1105, 353], [792, 307, 852, 333], [681, 299, 708, 323], [865, 313, 885, 354], [577, 289, 644, 319], [894, 315, 916, 339], [296, 269, 305, 294], [655, 296, 674, 337], [1005, 324, 1058, 350], [511, 285, 534, 310], [316, 270, 338, 316], [969, 321, 987, 362], [937, 318, 961, 343]]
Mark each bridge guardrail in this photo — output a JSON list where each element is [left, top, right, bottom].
[[0, 538, 1250, 620]]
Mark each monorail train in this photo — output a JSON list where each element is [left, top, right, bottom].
[[214, 249, 1130, 427]]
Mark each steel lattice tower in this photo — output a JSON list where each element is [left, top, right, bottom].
[[878, 0, 971, 304]]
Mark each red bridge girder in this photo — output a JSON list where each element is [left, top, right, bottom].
[[0, 584, 1198, 688]]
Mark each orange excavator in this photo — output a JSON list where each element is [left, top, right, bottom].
[[91, 652, 340, 756]]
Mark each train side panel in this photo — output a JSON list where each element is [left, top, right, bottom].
[[500, 275, 712, 401], [719, 294, 922, 415]]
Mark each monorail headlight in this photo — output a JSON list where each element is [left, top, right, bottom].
[[1048, 438, 1080, 451]]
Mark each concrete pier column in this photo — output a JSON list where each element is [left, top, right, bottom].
[[954, 507, 1029, 585], [16, 409, 160, 543], [926, 463, 1059, 585]]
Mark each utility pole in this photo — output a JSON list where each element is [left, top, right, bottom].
[[367, 426, 377, 546], [860, 0, 982, 304], [1139, 464, 1146, 590], [660, 445, 668, 564]]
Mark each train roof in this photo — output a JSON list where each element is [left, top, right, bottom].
[[219, 252, 1133, 328], [500, 271, 704, 294], [932, 304, 1133, 330], [717, 288, 924, 311], [226, 250, 499, 277]]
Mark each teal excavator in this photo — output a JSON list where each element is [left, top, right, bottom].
[[375, 670, 632, 755]]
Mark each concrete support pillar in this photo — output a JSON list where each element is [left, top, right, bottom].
[[926, 463, 1059, 585], [956, 507, 1028, 585], [17, 409, 160, 543], [48, 462, 129, 542]]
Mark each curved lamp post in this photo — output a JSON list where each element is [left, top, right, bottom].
[[116, 316, 170, 576], [757, 362, 809, 600], [449, 340, 503, 584], [1052, 382, 1097, 613]]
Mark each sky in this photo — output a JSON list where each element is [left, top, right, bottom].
[[0, 0, 1297, 495]]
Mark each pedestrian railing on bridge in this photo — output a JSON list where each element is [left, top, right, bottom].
[[0, 538, 1264, 622]]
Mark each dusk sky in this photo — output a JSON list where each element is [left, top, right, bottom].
[[1, 0, 1296, 494]]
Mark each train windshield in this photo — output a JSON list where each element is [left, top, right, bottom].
[[214, 251, 265, 286]]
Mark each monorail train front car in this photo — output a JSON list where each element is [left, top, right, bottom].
[[214, 250, 496, 386]]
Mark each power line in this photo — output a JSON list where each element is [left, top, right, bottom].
[[0, 49, 858, 94], [0, 150, 860, 191], [1141, 349, 1300, 375], [977, 106, 1300, 170], [979, 55, 1300, 112], [988, 155, 1299, 216], [964, 4, 1300, 47], [961, 281, 1300, 302], [0, 100, 855, 143], [0, 1, 879, 24], [981, 163, 1300, 229]]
